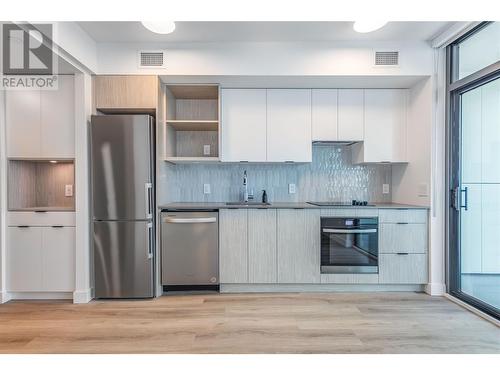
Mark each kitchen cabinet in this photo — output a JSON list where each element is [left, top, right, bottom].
[[7, 227, 43, 292], [7, 225, 75, 293], [379, 254, 428, 284], [338, 89, 364, 141], [41, 75, 75, 158], [248, 209, 277, 283], [221, 89, 267, 162], [312, 89, 338, 141], [352, 89, 407, 163], [379, 223, 428, 254], [277, 209, 320, 283], [266, 89, 312, 162], [6, 89, 41, 158], [219, 209, 248, 283], [6, 75, 75, 159], [41, 227, 75, 291], [378, 208, 428, 284], [94, 75, 158, 112]]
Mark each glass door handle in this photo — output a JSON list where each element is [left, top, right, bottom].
[[460, 187, 468, 211]]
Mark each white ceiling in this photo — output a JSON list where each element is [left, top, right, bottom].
[[77, 21, 453, 43]]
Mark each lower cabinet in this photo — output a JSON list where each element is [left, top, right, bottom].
[[219, 209, 248, 283], [248, 209, 277, 283], [7, 226, 75, 292], [219, 209, 278, 284], [41, 227, 76, 292], [277, 209, 320, 283], [7, 227, 43, 292], [379, 254, 428, 284]]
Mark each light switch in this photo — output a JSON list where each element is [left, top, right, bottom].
[[203, 184, 211, 194], [65, 184, 73, 197], [288, 183, 296, 194], [203, 145, 211, 156], [382, 184, 390, 194]]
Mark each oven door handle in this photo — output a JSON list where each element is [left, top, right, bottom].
[[322, 228, 377, 234]]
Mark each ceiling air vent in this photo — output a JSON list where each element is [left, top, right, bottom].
[[138, 51, 166, 68], [374, 51, 399, 66]]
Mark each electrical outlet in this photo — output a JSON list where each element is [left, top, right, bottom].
[[203, 144, 211, 156], [382, 184, 390, 194], [203, 183, 211, 195], [65, 184, 73, 197], [288, 183, 296, 194]]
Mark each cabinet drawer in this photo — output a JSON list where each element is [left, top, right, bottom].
[[7, 211, 76, 226], [378, 209, 427, 223], [320, 209, 357, 217], [379, 254, 428, 284], [379, 223, 427, 254]]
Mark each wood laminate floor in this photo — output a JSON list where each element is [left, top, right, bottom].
[[0, 292, 498, 354]]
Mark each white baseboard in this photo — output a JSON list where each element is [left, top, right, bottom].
[[220, 284, 425, 293], [73, 288, 92, 304], [425, 283, 446, 296], [0, 291, 11, 303], [8, 292, 72, 300], [445, 293, 500, 327]]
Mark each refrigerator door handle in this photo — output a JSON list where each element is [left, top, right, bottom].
[[147, 222, 153, 259], [145, 183, 153, 219]]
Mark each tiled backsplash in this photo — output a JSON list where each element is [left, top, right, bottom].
[[158, 145, 392, 204]]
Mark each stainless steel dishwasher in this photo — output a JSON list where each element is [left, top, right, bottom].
[[161, 210, 219, 290]]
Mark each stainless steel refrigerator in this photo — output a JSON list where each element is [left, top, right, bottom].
[[91, 114, 155, 298]]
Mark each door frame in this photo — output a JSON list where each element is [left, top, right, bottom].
[[446, 22, 500, 319]]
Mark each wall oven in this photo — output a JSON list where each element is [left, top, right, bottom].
[[320, 217, 379, 274]]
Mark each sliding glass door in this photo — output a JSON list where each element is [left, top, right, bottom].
[[448, 22, 500, 319]]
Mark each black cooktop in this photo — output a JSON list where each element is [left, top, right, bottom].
[[307, 200, 375, 207]]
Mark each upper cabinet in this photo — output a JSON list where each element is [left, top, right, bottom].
[[311, 89, 364, 142], [338, 89, 364, 141], [312, 89, 338, 141], [220, 88, 312, 163], [94, 75, 158, 113], [266, 89, 312, 162], [219, 87, 407, 164], [221, 89, 267, 162], [352, 89, 408, 163], [6, 75, 75, 159]]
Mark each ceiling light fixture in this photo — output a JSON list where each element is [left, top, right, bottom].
[[353, 21, 388, 33], [141, 21, 176, 35]]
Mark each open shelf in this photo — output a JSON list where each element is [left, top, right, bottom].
[[165, 120, 218, 131], [8, 159, 75, 212], [163, 84, 220, 162]]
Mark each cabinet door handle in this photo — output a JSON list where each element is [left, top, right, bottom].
[[51, 225, 64, 228], [396, 222, 409, 225], [34, 210, 47, 213], [17, 225, 30, 228], [396, 252, 409, 255]]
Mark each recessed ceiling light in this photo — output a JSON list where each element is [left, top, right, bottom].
[[353, 21, 388, 33], [141, 21, 176, 35], [49, 160, 58, 164]]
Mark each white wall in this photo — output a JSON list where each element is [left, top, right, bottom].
[[73, 72, 93, 303], [0, 88, 7, 302], [96, 41, 434, 76], [392, 77, 432, 206]]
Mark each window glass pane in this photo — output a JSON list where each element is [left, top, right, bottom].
[[460, 77, 500, 310], [458, 22, 500, 80]]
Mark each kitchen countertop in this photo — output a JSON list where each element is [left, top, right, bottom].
[[159, 202, 429, 210]]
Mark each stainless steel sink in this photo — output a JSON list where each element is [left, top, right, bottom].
[[225, 202, 271, 206]]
